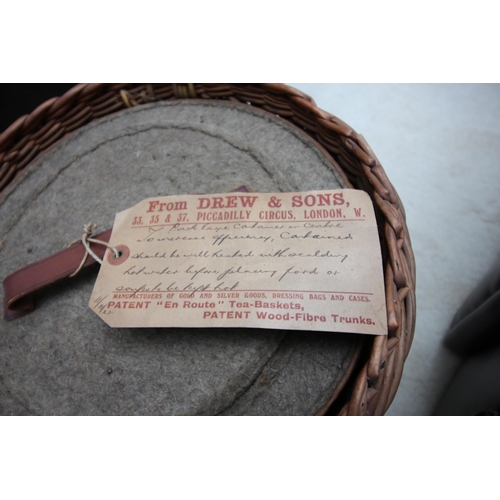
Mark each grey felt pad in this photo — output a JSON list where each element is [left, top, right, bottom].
[[0, 100, 359, 415]]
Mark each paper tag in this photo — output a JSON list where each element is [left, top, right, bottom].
[[89, 190, 387, 335]]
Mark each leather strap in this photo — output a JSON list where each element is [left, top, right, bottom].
[[3, 228, 112, 321], [3, 187, 250, 321]]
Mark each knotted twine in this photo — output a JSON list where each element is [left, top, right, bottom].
[[67, 223, 119, 277]]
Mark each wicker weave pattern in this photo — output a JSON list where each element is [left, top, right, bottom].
[[0, 83, 416, 415]]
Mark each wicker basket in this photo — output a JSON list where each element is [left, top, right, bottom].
[[0, 83, 416, 415]]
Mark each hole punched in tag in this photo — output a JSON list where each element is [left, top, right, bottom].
[[107, 244, 130, 265]]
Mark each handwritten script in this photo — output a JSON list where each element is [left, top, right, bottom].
[[89, 190, 387, 335]]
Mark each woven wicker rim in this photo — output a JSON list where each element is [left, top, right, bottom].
[[0, 83, 416, 415]]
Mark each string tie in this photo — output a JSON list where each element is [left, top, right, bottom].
[[67, 223, 119, 277]]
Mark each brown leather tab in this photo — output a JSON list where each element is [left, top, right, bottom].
[[3, 228, 112, 321], [2, 187, 251, 322]]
